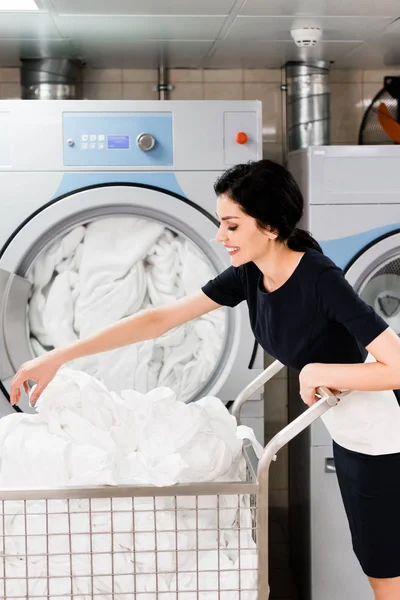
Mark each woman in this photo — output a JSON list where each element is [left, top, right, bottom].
[[11, 159, 400, 600]]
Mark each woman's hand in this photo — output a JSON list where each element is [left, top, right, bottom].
[[299, 363, 340, 407], [10, 354, 63, 407]]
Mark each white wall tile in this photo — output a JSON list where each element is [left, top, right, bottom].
[[204, 81, 243, 100], [83, 69, 122, 83], [123, 69, 158, 83], [83, 82, 123, 99], [244, 82, 283, 143], [0, 83, 21, 98], [330, 69, 362, 83], [363, 69, 400, 83], [204, 68, 243, 83], [263, 142, 283, 163], [0, 67, 19, 83], [169, 68, 203, 83], [169, 83, 204, 100], [330, 82, 363, 144], [244, 68, 282, 83], [122, 82, 158, 100]]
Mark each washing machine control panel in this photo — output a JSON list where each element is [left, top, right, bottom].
[[63, 112, 173, 167]]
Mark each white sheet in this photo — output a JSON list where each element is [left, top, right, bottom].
[[0, 370, 260, 599], [27, 217, 226, 402]]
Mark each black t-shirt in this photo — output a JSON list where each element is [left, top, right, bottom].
[[201, 248, 389, 371]]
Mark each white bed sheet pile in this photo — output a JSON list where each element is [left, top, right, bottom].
[[27, 217, 226, 402], [0, 370, 261, 599]]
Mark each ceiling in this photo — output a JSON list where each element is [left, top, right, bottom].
[[1, 0, 400, 70]]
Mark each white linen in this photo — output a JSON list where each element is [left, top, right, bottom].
[[0, 370, 259, 599], [27, 217, 226, 402], [28, 226, 85, 347]]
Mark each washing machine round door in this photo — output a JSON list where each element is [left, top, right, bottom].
[[0, 184, 261, 414], [346, 230, 400, 334]]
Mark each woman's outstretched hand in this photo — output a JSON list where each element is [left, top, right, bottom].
[[10, 354, 63, 407]]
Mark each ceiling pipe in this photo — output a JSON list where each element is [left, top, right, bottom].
[[285, 61, 330, 151], [20, 58, 82, 100], [154, 65, 174, 100]]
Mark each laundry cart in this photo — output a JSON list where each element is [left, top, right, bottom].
[[0, 364, 337, 600]]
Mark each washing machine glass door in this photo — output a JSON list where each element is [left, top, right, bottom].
[[0, 184, 257, 414], [346, 230, 400, 334]]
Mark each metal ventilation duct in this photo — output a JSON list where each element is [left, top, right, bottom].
[[285, 61, 330, 151], [21, 58, 81, 100]]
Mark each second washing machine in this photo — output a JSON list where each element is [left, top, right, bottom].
[[288, 145, 400, 600]]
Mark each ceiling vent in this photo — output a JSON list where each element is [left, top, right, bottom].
[[20, 58, 82, 100], [285, 61, 330, 151]]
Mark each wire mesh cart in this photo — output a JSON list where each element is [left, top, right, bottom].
[[0, 360, 337, 599]]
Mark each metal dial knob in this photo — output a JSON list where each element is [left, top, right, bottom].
[[136, 133, 155, 152]]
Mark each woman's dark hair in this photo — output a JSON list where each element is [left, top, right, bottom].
[[214, 159, 323, 253]]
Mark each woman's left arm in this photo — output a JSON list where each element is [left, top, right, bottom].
[[299, 262, 400, 406], [300, 328, 400, 405]]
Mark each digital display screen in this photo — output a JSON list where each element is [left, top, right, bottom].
[[107, 135, 130, 149]]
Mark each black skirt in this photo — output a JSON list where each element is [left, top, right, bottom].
[[333, 440, 400, 579]]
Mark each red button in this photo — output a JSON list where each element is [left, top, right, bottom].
[[236, 132, 248, 144]]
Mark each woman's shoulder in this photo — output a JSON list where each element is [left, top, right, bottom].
[[305, 248, 340, 272]]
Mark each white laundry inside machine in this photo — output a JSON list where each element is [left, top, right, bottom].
[[26, 214, 226, 401]]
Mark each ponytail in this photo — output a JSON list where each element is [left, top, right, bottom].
[[287, 228, 323, 253]]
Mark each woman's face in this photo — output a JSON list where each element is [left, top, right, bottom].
[[215, 193, 275, 266]]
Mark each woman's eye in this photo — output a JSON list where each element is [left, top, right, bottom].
[[228, 226, 238, 232]]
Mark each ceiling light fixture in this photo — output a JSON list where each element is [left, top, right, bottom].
[[0, 0, 38, 10]]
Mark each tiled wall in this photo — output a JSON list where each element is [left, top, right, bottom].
[[0, 65, 395, 509], [1, 65, 395, 151]]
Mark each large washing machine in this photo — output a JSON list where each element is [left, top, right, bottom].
[[0, 100, 264, 440], [288, 145, 400, 600]]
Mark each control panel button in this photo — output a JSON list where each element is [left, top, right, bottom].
[[136, 133, 155, 152], [236, 132, 248, 144], [224, 112, 257, 164]]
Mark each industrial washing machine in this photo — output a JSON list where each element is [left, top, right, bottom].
[[288, 145, 400, 600], [0, 100, 264, 440]]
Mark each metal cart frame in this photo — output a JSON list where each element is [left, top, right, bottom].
[[0, 360, 338, 599], [231, 360, 338, 598]]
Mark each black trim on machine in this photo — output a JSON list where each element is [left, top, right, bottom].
[[0, 181, 219, 259], [343, 228, 400, 273]]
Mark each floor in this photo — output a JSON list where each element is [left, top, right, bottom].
[[269, 508, 299, 600]]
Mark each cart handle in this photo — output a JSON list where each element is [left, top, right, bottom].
[[248, 363, 339, 599], [231, 360, 338, 422], [231, 359, 285, 421]]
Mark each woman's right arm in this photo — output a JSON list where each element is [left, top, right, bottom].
[[10, 290, 221, 406]]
